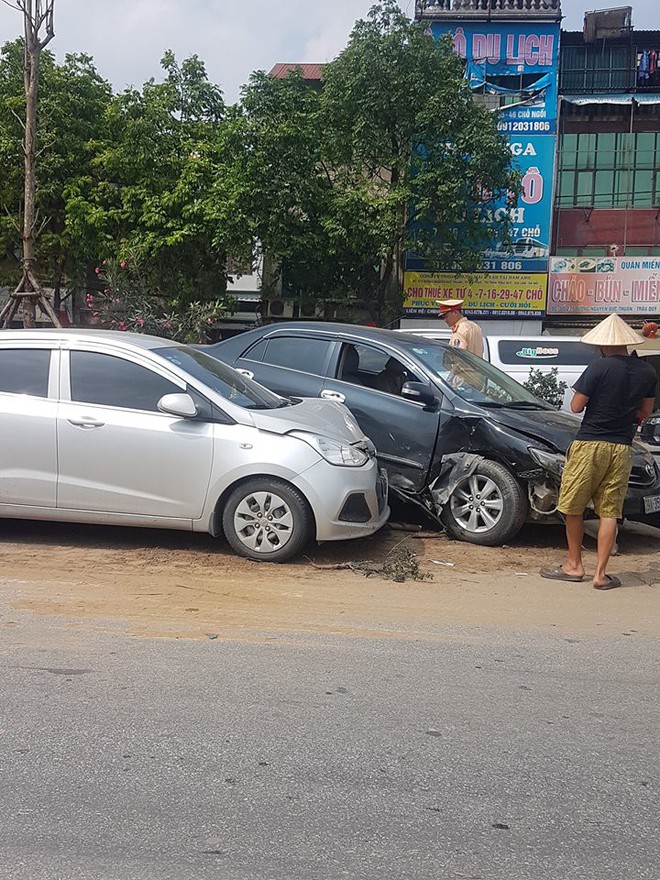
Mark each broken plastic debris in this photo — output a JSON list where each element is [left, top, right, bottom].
[[432, 560, 455, 567]]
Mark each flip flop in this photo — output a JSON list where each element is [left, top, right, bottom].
[[540, 566, 584, 583], [593, 575, 622, 590]]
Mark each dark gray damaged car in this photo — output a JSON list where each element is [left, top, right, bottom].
[[201, 323, 660, 546]]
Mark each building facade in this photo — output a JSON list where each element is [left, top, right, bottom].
[[407, 1, 660, 334], [549, 14, 660, 329]]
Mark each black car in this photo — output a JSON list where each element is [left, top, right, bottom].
[[202, 323, 660, 545], [641, 413, 660, 454], [638, 350, 660, 457]]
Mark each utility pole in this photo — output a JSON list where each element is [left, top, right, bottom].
[[0, 0, 61, 328]]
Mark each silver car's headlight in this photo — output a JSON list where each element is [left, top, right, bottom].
[[291, 432, 369, 467], [529, 448, 566, 477]]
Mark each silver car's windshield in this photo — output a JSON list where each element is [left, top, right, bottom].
[[154, 345, 287, 410], [399, 340, 553, 409]]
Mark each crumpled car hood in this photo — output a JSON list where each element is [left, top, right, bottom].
[[249, 398, 365, 443], [488, 407, 655, 471], [487, 408, 581, 454]]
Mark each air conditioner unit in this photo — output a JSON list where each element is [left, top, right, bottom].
[[298, 300, 326, 319], [265, 298, 295, 319]]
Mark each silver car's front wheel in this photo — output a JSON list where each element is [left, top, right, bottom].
[[222, 479, 313, 562]]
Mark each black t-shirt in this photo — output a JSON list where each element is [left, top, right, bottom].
[[574, 355, 657, 445]]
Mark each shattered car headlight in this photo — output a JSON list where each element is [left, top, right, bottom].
[[529, 448, 566, 478], [290, 432, 369, 467]]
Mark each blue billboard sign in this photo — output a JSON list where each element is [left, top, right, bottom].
[[480, 134, 556, 273], [430, 21, 560, 134], [426, 19, 560, 274]]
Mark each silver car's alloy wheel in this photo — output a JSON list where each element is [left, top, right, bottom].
[[449, 475, 504, 534], [233, 491, 295, 553]]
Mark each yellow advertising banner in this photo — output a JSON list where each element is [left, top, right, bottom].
[[403, 271, 548, 317]]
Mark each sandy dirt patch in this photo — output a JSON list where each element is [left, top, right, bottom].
[[1, 518, 659, 641]]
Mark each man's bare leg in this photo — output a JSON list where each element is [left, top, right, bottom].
[[594, 517, 618, 588], [561, 514, 586, 578]]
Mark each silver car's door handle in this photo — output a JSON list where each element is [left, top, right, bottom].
[[68, 416, 105, 429], [236, 368, 254, 379], [321, 390, 346, 404]]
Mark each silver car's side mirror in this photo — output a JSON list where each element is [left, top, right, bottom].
[[158, 392, 198, 419]]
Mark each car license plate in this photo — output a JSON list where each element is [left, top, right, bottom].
[[644, 494, 660, 514]]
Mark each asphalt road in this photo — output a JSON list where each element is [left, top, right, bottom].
[[1, 615, 659, 880]]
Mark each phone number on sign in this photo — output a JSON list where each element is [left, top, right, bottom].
[[468, 288, 545, 302], [497, 120, 554, 133]]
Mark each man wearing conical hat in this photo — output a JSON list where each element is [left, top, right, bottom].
[[541, 314, 657, 590], [436, 298, 484, 357]]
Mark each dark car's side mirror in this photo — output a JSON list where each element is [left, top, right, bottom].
[[401, 381, 439, 410]]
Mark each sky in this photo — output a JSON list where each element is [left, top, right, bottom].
[[0, 0, 656, 103]]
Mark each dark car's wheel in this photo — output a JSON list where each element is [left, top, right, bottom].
[[222, 478, 313, 562], [441, 460, 527, 547]]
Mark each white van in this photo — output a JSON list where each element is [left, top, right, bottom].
[[485, 336, 599, 410], [395, 329, 597, 411]]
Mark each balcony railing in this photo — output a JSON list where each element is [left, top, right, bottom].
[[415, 0, 561, 19]]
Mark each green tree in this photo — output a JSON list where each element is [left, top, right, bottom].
[[321, 0, 519, 320], [0, 40, 112, 309], [227, 1, 519, 324], [523, 368, 568, 410], [213, 70, 355, 311], [65, 51, 233, 306]]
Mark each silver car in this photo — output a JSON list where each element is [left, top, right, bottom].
[[0, 330, 389, 562]]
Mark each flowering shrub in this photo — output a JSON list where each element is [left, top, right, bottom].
[[86, 257, 232, 343]]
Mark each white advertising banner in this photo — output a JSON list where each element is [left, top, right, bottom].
[[548, 256, 660, 316]]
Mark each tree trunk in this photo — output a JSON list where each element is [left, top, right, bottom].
[[376, 251, 395, 325], [0, 1, 60, 330], [21, 33, 39, 328]]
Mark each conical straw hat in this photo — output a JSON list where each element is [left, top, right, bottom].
[[581, 313, 644, 347]]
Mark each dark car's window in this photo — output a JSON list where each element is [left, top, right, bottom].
[[155, 345, 286, 410], [0, 349, 50, 397], [337, 342, 420, 396], [497, 340, 599, 367], [400, 339, 553, 409], [70, 352, 181, 412], [261, 336, 333, 375], [242, 339, 269, 363]]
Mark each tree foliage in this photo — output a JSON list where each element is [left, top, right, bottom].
[[0, 1, 520, 328], [323, 1, 518, 316], [523, 368, 568, 410], [65, 51, 231, 304], [0, 40, 112, 303], [215, 70, 359, 311], [229, 0, 519, 322]]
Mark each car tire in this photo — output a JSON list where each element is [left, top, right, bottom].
[[441, 459, 528, 547], [222, 478, 313, 563]]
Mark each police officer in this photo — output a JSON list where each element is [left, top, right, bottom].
[[436, 298, 484, 357]]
